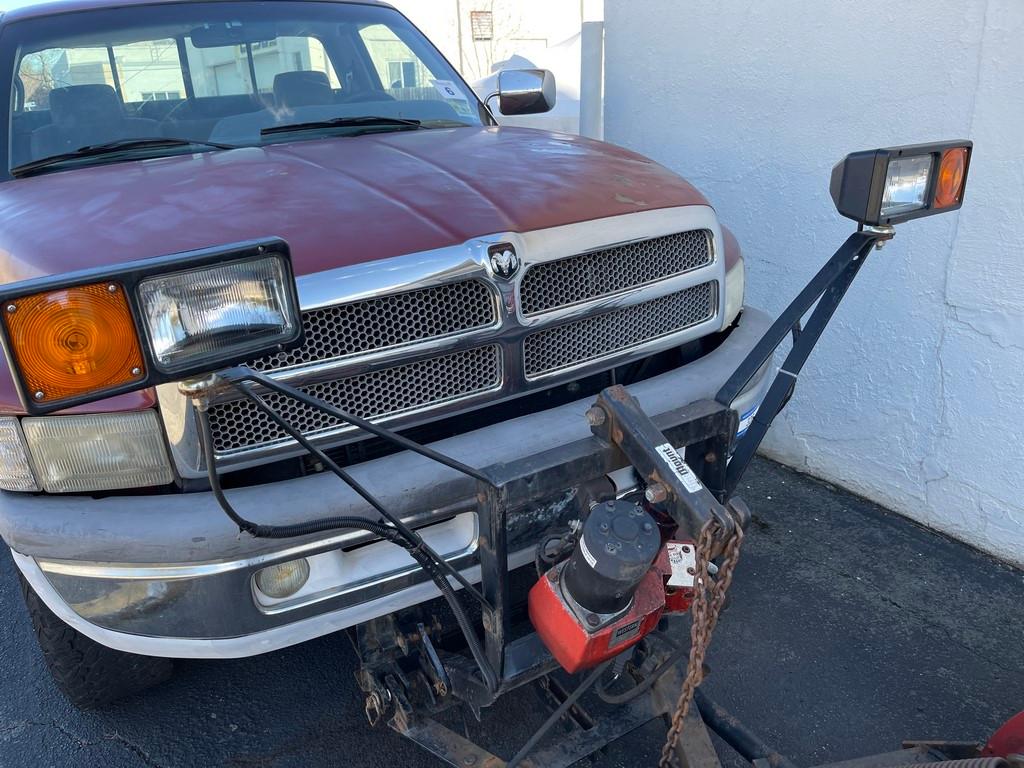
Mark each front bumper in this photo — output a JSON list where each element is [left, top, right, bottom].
[[4, 307, 774, 659]]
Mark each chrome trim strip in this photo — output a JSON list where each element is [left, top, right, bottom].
[[160, 206, 725, 478], [253, 511, 479, 616], [15, 548, 538, 659], [35, 506, 473, 580]]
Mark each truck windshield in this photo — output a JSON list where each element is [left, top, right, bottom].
[[2, 2, 488, 175]]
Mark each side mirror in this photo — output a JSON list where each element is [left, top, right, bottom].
[[492, 69, 556, 116]]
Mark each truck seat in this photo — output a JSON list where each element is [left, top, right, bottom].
[[273, 71, 333, 108], [30, 84, 160, 159]]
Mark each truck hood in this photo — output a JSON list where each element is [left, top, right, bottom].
[[0, 126, 707, 281], [0, 126, 709, 413]]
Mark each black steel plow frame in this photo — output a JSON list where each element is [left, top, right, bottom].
[[183, 226, 987, 768], [200, 365, 740, 705]]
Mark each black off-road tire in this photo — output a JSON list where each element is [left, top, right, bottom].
[[18, 571, 174, 708]]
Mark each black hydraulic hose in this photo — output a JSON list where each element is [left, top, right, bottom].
[[235, 367, 494, 486], [594, 632, 689, 706], [197, 408, 499, 692], [199, 408, 407, 540], [507, 660, 613, 768], [411, 552, 498, 693], [233, 381, 489, 608]]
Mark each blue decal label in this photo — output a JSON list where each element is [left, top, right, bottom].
[[737, 404, 759, 438]]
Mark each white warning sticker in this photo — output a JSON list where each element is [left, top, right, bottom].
[[654, 443, 703, 494], [432, 79, 468, 100], [666, 541, 697, 588], [579, 536, 597, 568]]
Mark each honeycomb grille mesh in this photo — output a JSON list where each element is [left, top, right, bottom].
[[208, 346, 502, 453], [519, 230, 712, 315], [524, 282, 717, 378], [248, 280, 496, 372]]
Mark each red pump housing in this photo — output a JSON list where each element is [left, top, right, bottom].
[[528, 498, 700, 674], [528, 561, 666, 674]]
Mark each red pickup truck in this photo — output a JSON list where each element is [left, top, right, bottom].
[[0, 0, 770, 706]]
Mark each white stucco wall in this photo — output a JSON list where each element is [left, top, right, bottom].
[[392, 0, 601, 133], [604, 1, 1024, 565]]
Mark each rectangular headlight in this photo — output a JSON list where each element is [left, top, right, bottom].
[[0, 416, 39, 492], [879, 155, 932, 217], [138, 254, 299, 374], [22, 411, 174, 493], [0, 239, 302, 415]]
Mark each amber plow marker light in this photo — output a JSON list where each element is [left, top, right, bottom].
[[933, 147, 969, 209], [3, 282, 144, 406], [830, 140, 972, 226], [0, 238, 302, 415]]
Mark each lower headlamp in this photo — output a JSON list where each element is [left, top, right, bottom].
[[0, 239, 302, 415]]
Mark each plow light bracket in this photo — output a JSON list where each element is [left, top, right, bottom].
[[830, 140, 972, 226], [0, 238, 303, 415]]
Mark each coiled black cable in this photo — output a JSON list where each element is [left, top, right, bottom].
[[197, 407, 498, 693], [595, 633, 688, 705]]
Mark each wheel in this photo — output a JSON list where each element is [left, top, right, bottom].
[[18, 571, 173, 708]]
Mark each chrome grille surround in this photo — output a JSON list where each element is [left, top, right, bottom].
[[158, 206, 726, 478], [520, 229, 712, 315]]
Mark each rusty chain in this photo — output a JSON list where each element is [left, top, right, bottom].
[[658, 516, 744, 767]]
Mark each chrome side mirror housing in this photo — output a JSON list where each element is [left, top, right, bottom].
[[491, 69, 556, 116]]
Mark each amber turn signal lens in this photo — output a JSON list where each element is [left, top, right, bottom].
[[934, 147, 968, 209], [3, 282, 144, 404]]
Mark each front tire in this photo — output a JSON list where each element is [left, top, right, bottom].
[[18, 571, 173, 708]]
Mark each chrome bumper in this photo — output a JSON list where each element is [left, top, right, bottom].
[[4, 307, 774, 659]]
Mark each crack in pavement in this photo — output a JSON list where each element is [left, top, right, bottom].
[[788, 554, 1022, 679], [0, 719, 164, 768]]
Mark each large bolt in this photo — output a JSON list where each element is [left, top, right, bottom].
[[644, 483, 668, 504], [585, 406, 606, 427]]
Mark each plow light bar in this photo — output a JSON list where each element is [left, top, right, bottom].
[[830, 141, 972, 226], [0, 239, 301, 415]]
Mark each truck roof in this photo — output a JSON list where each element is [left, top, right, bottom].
[[0, 0, 393, 26]]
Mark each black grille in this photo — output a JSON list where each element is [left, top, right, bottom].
[[209, 346, 502, 452], [523, 282, 717, 378], [519, 230, 712, 315], [249, 280, 496, 372]]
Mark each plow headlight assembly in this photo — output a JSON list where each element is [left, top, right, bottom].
[[830, 141, 972, 226], [138, 255, 297, 374], [0, 238, 302, 415]]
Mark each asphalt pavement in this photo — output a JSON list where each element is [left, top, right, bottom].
[[2, 457, 1022, 768]]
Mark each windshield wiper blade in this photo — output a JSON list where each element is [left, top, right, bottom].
[[260, 115, 423, 137], [11, 137, 238, 177]]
